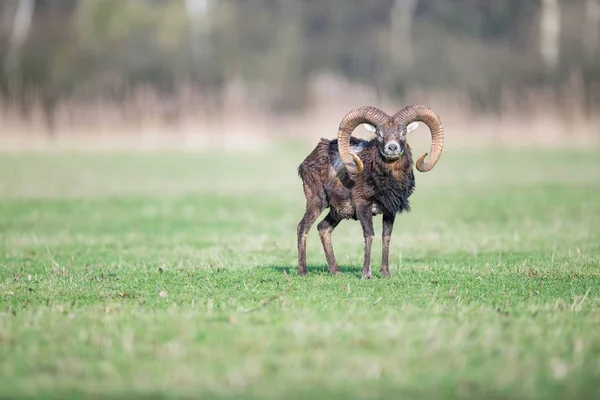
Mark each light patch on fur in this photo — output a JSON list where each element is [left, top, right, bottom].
[[371, 203, 381, 215], [330, 142, 367, 176], [407, 122, 419, 133], [350, 143, 367, 154]]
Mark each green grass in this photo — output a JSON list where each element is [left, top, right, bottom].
[[1, 143, 600, 399]]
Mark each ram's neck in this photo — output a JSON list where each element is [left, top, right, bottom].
[[373, 148, 413, 181]]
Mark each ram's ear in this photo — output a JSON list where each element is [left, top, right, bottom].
[[407, 122, 420, 133], [363, 123, 376, 133]]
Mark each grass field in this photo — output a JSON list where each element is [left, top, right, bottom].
[[1, 141, 600, 399]]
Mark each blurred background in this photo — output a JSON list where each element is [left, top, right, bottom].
[[1, 0, 599, 150]]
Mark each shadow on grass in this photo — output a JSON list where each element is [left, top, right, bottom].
[[245, 249, 589, 282], [262, 264, 411, 279], [263, 263, 360, 277]]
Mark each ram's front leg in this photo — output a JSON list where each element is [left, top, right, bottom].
[[381, 213, 395, 278], [357, 205, 375, 279]]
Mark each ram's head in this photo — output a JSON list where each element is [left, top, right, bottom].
[[337, 105, 445, 174], [363, 119, 420, 162]]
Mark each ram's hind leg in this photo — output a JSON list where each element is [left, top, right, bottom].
[[357, 205, 375, 280], [317, 212, 342, 275], [297, 183, 325, 276], [380, 213, 396, 278]]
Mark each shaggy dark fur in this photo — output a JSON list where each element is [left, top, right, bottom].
[[297, 135, 415, 279]]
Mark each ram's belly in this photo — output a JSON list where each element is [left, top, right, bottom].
[[329, 199, 356, 220], [327, 197, 382, 220]]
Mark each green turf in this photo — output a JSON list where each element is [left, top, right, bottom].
[[1, 143, 599, 399]]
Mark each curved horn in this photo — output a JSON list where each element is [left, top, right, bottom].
[[393, 104, 444, 172], [338, 106, 390, 174]]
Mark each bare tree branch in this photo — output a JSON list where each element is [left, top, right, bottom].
[[390, 0, 419, 66], [583, 0, 600, 61], [185, 0, 211, 62], [540, 0, 561, 71], [4, 0, 35, 76]]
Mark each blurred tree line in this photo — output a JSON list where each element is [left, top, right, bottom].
[[1, 0, 599, 130]]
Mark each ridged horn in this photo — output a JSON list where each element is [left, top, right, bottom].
[[337, 106, 390, 174], [393, 104, 444, 172]]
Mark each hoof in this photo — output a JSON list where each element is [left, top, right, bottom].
[[380, 270, 391, 278], [361, 273, 373, 280], [329, 269, 342, 276], [298, 269, 308, 276]]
